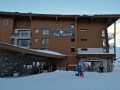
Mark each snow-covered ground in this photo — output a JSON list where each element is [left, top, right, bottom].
[[0, 69, 120, 90]]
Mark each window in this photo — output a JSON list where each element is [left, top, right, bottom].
[[42, 29, 49, 35], [103, 39, 106, 46], [41, 38, 49, 45], [71, 48, 75, 52], [41, 48, 48, 50], [81, 39, 87, 41], [102, 29, 105, 37], [4, 19, 8, 25], [70, 24, 75, 29], [103, 48, 107, 53], [35, 29, 39, 33], [80, 29, 87, 32], [81, 48, 88, 51], [71, 38, 75, 42], [18, 30, 30, 37], [17, 39, 30, 47], [34, 38, 39, 42]]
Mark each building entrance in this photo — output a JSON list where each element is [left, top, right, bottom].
[[83, 61, 103, 72]]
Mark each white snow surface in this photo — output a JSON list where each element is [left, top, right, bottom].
[[30, 49, 65, 56], [0, 69, 120, 90]]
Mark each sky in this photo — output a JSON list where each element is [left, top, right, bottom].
[[0, 0, 120, 14]]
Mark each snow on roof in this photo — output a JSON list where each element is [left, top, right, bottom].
[[30, 49, 65, 56], [0, 42, 66, 56]]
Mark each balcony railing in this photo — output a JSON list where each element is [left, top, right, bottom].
[[10, 33, 31, 39]]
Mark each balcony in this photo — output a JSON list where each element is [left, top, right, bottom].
[[10, 33, 31, 39]]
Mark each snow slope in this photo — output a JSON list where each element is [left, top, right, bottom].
[[0, 70, 120, 90]]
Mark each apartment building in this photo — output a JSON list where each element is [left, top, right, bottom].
[[0, 12, 120, 76]]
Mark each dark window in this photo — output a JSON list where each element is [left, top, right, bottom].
[[80, 29, 87, 32], [81, 39, 87, 41], [41, 48, 48, 50], [4, 19, 8, 25], [81, 48, 88, 51], [71, 38, 75, 42], [71, 48, 75, 52]]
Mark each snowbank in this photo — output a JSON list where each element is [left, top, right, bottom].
[[0, 70, 120, 90]]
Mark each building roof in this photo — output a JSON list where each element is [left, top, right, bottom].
[[0, 42, 67, 59], [0, 11, 120, 27]]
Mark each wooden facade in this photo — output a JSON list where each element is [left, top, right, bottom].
[[0, 12, 120, 77]]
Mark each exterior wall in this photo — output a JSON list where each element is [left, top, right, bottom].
[[0, 16, 13, 43], [78, 48, 104, 54], [77, 20, 106, 48], [0, 13, 115, 72]]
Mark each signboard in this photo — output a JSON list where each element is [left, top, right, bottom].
[[51, 29, 74, 37]]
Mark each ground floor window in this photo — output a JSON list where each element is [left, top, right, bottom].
[[83, 61, 103, 72], [17, 39, 30, 47]]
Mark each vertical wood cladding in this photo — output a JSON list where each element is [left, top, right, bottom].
[[0, 13, 115, 66], [0, 16, 13, 43]]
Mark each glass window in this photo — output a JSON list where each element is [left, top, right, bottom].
[[4, 19, 8, 25], [41, 38, 49, 45], [71, 48, 75, 52], [71, 38, 75, 42], [35, 38, 39, 42], [81, 48, 88, 51], [17, 39, 30, 47], [70, 24, 75, 29], [42, 29, 49, 35], [80, 29, 87, 32], [81, 39, 87, 41], [103, 39, 106, 46], [35, 29, 39, 33], [18, 30, 30, 37], [102, 29, 105, 37]]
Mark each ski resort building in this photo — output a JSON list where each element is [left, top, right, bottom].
[[0, 11, 120, 77]]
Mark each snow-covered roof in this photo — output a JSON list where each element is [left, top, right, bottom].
[[0, 42, 66, 58], [30, 49, 65, 56]]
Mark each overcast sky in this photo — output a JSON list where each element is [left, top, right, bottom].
[[0, 0, 120, 14]]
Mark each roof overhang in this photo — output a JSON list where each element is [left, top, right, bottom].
[[0, 42, 67, 59], [78, 53, 115, 60], [0, 11, 120, 27]]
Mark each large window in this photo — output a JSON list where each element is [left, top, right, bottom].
[[18, 30, 30, 37], [42, 29, 49, 35], [41, 38, 49, 45], [17, 39, 30, 47]]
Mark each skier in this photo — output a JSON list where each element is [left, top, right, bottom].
[[76, 64, 84, 77]]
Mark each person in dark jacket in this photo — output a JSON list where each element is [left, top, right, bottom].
[[77, 64, 84, 77], [99, 66, 104, 73]]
